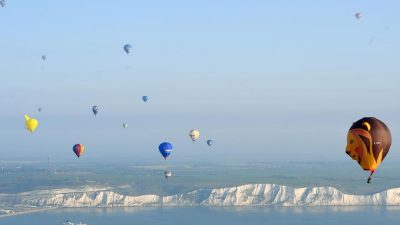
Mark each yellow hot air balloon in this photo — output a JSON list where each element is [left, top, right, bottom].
[[24, 115, 38, 134]]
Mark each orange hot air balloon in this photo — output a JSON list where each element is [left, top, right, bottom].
[[345, 117, 392, 183], [73, 144, 85, 158]]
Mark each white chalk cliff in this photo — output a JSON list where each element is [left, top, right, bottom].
[[1, 184, 400, 209]]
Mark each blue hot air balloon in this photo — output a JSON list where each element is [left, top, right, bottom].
[[92, 106, 99, 116], [142, 96, 148, 102], [123, 44, 132, 55], [207, 139, 213, 147], [159, 142, 173, 159]]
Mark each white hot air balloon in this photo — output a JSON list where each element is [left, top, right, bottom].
[[164, 170, 172, 180], [189, 129, 200, 142]]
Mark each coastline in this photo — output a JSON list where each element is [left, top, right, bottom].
[[2, 205, 400, 219], [0, 207, 57, 218], [2, 183, 400, 218]]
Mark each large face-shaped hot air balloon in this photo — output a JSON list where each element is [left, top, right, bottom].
[[345, 117, 391, 183], [73, 144, 85, 158], [159, 142, 173, 159], [189, 129, 200, 142], [24, 115, 38, 134]]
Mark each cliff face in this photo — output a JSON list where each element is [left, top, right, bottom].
[[1, 184, 400, 208]]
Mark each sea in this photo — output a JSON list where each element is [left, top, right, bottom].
[[0, 206, 399, 225]]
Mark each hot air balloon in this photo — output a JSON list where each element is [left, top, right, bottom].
[[0, 0, 5, 8], [92, 106, 99, 116], [164, 170, 172, 180], [142, 96, 148, 102], [355, 12, 362, 20], [207, 139, 213, 147], [123, 44, 132, 55], [159, 142, 173, 159], [123, 123, 128, 128], [42, 55, 46, 61], [38, 108, 42, 112], [189, 129, 200, 142], [345, 117, 392, 183], [73, 144, 85, 158], [24, 115, 38, 134]]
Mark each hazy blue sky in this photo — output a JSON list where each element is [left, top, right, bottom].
[[0, 0, 399, 164]]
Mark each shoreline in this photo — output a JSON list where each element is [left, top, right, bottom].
[[2, 205, 400, 219], [0, 207, 57, 218], [2, 184, 400, 216]]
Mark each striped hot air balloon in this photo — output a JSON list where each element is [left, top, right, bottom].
[[73, 144, 85, 158]]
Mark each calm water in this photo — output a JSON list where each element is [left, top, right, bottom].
[[0, 207, 399, 225]]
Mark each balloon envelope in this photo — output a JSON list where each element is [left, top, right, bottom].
[[345, 117, 391, 172], [164, 170, 172, 179], [123, 123, 128, 128], [73, 144, 85, 158], [159, 142, 173, 159], [42, 55, 46, 61], [207, 139, 213, 146], [24, 115, 38, 134], [92, 106, 98, 116], [355, 12, 362, 20], [189, 129, 200, 142], [0, 0, 5, 7], [123, 44, 132, 54], [142, 96, 148, 102]]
